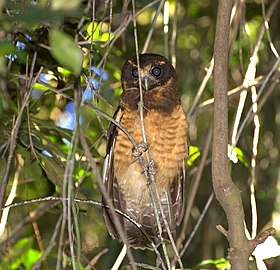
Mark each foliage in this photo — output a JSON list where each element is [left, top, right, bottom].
[[0, 0, 280, 269]]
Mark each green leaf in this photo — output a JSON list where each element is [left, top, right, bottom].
[[21, 248, 42, 269], [228, 144, 249, 167], [0, 41, 16, 56], [49, 29, 83, 76], [3, 4, 65, 29], [187, 145, 200, 166], [195, 258, 230, 270], [57, 66, 72, 76], [84, 22, 114, 43], [39, 154, 65, 190], [1, 238, 42, 270]]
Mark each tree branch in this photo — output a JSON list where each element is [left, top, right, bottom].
[[212, 1, 251, 269]]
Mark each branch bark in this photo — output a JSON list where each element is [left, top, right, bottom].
[[212, 1, 251, 269]]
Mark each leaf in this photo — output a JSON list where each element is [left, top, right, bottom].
[[1, 237, 42, 270], [0, 41, 16, 56], [49, 29, 83, 76], [19, 131, 45, 151], [39, 154, 65, 190], [195, 258, 230, 269], [187, 145, 200, 166], [21, 248, 42, 269], [4, 3, 65, 29], [228, 144, 249, 167], [85, 22, 114, 43]]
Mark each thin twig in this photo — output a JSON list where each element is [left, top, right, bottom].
[[179, 192, 214, 257], [188, 1, 239, 119], [163, 0, 169, 58], [174, 123, 212, 265], [0, 154, 22, 236], [195, 75, 265, 114], [131, 1, 170, 268], [133, 1, 186, 268], [170, 0, 178, 67], [249, 85, 259, 240], [111, 245, 127, 270], [231, 0, 280, 147], [261, 0, 280, 58], [32, 215, 63, 270], [56, 86, 81, 270], [142, 0, 165, 53], [0, 51, 38, 217], [235, 57, 280, 145], [84, 248, 109, 270], [2, 195, 164, 269], [84, 0, 161, 94], [79, 126, 138, 269], [187, 58, 214, 118], [0, 200, 59, 250]]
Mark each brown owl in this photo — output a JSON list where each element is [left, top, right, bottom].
[[102, 53, 189, 249]]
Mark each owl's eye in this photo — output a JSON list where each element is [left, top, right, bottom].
[[132, 68, 139, 78], [151, 66, 161, 77]]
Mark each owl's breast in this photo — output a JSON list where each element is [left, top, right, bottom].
[[113, 106, 189, 203], [145, 106, 189, 189]]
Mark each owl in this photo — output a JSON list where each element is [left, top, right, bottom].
[[102, 53, 189, 249]]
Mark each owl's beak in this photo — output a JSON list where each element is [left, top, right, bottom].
[[142, 75, 151, 91]]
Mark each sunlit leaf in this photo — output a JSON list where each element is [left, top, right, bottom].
[[245, 16, 262, 43], [187, 145, 200, 166], [49, 29, 83, 76], [100, 32, 113, 42], [33, 83, 50, 91], [85, 22, 114, 43], [88, 22, 100, 40], [228, 144, 249, 167], [195, 258, 230, 269], [57, 66, 72, 76], [21, 249, 42, 269], [2, 238, 42, 270]]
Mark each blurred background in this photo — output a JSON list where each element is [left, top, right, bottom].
[[0, 0, 280, 269]]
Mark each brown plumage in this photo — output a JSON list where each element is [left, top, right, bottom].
[[102, 53, 189, 249]]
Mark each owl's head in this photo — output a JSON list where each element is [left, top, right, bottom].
[[121, 53, 177, 92]]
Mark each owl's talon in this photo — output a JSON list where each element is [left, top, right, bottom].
[[148, 159, 157, 176], [132, 142, 148, 157]]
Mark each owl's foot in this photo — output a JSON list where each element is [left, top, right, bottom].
[[132, 142, 148, 157], [148, 159, 157, 176]]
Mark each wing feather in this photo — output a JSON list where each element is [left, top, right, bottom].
[[169, 137, 189, 227], [102, 106, 125, 240]]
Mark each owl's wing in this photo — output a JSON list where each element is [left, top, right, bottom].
[[169, 135, 190, 227], [102, 107, 154, 248], [102, 106, 124, 240], [168, 161, 186, 227]]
